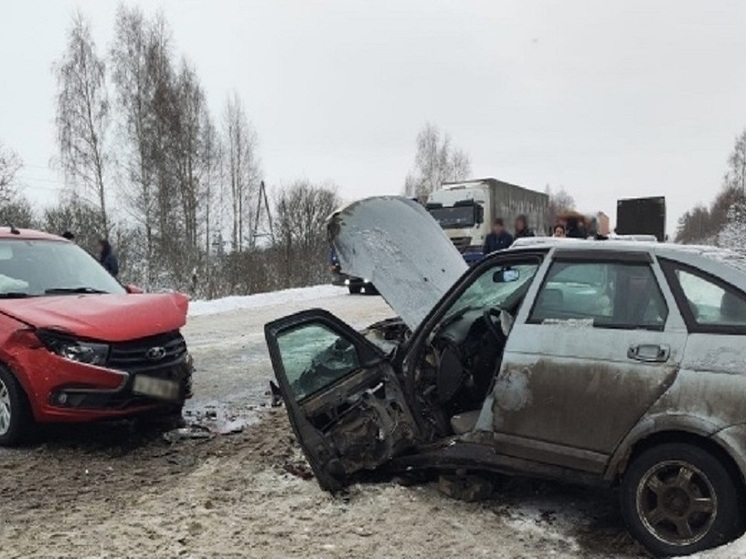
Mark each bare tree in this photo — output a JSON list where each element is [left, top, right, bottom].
[[274, 180, 340, 287], [404, 123, 472, 201], [545, 185, 576, 224], [111, 5, 157, 280], [54, 12, 111, 235], [111, 6, 179, 284], [724, 129, 746, 194], [0, 141, 22, 205], [223, 93, 261, 252]]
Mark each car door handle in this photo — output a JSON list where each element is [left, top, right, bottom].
[[628, 344, 670, 363]]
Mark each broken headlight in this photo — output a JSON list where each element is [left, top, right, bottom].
[[37, 331, 110, 366]]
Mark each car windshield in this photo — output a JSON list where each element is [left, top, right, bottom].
[[428, 206, 475, 228], [0, 239, 125, 297], [442, 262, 540, 323]]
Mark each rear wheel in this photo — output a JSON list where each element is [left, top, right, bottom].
[[620, 442, 743, 557], [0, 366, 33, 446]]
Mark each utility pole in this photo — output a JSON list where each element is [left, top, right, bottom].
[[251, 180, 275, 244]]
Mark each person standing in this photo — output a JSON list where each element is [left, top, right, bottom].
[[483, 218, 514, 255], [553, 224, 566, 238], [566, 218, 587, 239], [514, 214, 535, 240], [98, 239, 119, 277]]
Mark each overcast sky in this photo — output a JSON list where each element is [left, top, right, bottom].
[[2, 0, 746, 233]]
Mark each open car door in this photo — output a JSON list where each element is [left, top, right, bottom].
[[264, 309, 420, 491]]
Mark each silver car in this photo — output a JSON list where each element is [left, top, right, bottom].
[[265, 197, 746, 557]]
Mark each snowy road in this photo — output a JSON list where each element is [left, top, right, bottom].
[[182, 285, 394, 430], [0, 285, 743, 557]]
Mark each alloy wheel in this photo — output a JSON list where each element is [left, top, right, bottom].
[[0, 377, 11, 436], [636, 460, 718, 547]]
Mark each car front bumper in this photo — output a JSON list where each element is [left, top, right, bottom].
[[10, 347, 194, 423]]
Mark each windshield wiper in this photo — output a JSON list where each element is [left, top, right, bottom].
[[45, 287, 110, 295], [0, 292, 34, 299]]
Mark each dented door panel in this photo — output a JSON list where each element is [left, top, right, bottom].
[[265, 309, 419, 491], [488, 251, 689, 471]]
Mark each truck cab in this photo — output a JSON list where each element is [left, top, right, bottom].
[[426, 184, 487, 254]]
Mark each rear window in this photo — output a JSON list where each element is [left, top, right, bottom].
[[675, 268, 746, 328]]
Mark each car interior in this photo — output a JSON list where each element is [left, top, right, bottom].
[[413, 262, 539, 439]]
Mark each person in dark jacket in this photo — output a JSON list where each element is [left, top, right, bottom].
[[565, 218, 587, 239], [483, 218, 514, 254], [98, 239, 119, 277], [514, 214, 535, 239]]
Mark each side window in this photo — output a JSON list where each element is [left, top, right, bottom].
[[529, 261, 668, 330], [276, 324, 360, 400], [670, 266, 746, 329]]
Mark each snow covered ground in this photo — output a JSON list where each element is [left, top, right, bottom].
[[188, 284, 346, 317], [0, 285, 744, 557]]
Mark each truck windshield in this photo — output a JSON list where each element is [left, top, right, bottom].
[[428, 206, 475, 229], [0, 240, 126, 297]]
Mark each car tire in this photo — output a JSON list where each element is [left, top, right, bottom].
[[348, 285, 361, 295], [620, 442, 743, 557], [0, 366, 33, 446]]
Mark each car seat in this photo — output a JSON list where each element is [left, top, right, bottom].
[[720, 291, 746, 323], [532, 288, 564, 321]]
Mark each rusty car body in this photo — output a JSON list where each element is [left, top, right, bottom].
[[265, 197, 746, 557]]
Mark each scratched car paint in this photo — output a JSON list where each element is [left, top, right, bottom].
[[265, 196, 746, 558]]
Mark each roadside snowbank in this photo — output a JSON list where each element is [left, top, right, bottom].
[[686, 536, 746, 558], [188, 284, 346, 317]]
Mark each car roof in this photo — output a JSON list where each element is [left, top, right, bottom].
[[508, 237, 746, 290], [0, 227, 68, 242]]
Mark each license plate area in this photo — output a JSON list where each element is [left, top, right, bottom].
[[132, 375, 180, 401]]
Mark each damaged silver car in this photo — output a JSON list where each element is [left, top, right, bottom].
[[265, 196, 746, 557]]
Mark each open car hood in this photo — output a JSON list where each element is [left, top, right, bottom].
[[328, 196, 468, 330]]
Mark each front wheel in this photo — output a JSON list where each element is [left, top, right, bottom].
[[0, 366, 33, 446], [620, 442, 743, 557]]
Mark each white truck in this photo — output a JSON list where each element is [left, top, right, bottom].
[[425, 178, 549, 256]]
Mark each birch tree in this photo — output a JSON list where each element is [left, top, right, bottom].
[[404, 123, 472, 201], [223, 93, 261, 252], [54, 12, 111, 235]]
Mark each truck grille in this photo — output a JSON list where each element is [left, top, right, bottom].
[[107, 331, 187, 372], [450, 236, 472, 252]]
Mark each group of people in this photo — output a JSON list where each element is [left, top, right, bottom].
[[483, 214, 600, 255], [482, 214, 536, 254], [61, 231, 119, 278]]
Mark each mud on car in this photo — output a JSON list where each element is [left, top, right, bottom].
[[266, 197, 746, 557], [0, 228, 193, 445]]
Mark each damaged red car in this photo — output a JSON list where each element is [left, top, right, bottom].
[[266, 197, 746, 557], [0, 228, 192, 445]]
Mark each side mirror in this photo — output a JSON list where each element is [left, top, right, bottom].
[[475, 205, 484, 225], [125, 284, 144, 294], [493, 268, 520, 283]]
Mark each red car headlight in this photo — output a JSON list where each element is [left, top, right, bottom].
[[37, 330, 110, 366]]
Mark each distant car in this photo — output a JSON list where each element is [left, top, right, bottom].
[[266, 197, 746, 557], [328, 246, 377, 295], [0, 228, 193, 445]]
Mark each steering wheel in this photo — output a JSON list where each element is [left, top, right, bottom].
[[483, 307, 507, 343]]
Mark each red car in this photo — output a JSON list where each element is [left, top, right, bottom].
[[0, 227, 193, 445]]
